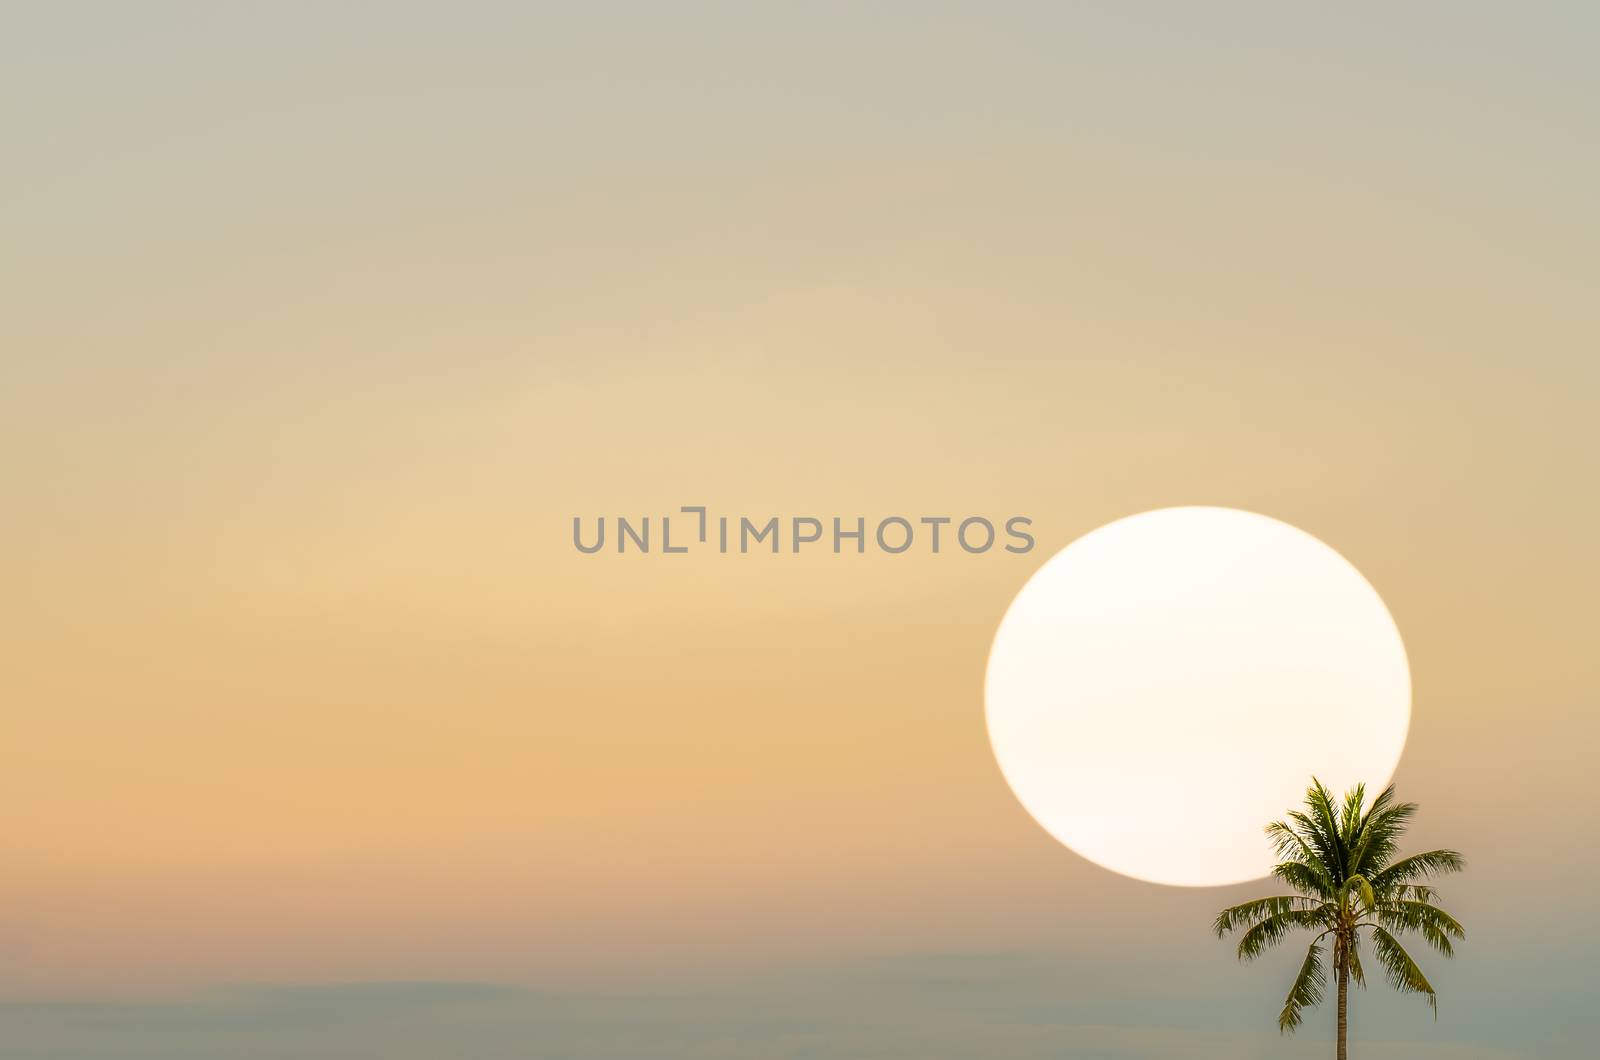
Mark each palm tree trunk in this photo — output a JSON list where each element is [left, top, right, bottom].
[[1336, 940, 1350, 1060]]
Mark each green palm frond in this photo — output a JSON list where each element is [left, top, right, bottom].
[[1418, 920, 1456, 959], [1214, 896, 1318, 937], [1235, 910, 1327, 961], [1376, 898, 1465, 934], [1347, 787, 1417, 876], [1355, 783, 1396, 829], [1370, 849, 1466, 890], [1260, 819, 1337, 896], [1216, 779, 1465, 1043], [1338, 782, 1367, 846], [1344, 789, 1384, 872], [1396, 883, 1438, 903], [1370, 926, 1439, 1016], [1306, 780, 1349, 881], [1278, 941, 1327, 1033], [1343, 874, 1377, 914], [1288, 807, 1343, 883], [1375, 900, 1466, 958], [1348, 936, 1367, 988], [1272, 858, 1335, 900]]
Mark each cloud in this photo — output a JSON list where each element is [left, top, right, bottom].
[[0, 962, 1565, 1060], [0, 982, 534, 1056]]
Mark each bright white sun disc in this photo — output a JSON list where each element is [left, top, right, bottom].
[[984, 507, 1410, 887]]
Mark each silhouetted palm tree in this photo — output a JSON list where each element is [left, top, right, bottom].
[[1214, 780, 1465, 1059]]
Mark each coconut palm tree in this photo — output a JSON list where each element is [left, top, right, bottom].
[[1213, 780, 1465, 1059]]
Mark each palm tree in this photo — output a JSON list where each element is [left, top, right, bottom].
[[1214, 780, 1465, 1059]]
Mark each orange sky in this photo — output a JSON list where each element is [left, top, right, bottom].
[[3, 5, 1597, 1056]]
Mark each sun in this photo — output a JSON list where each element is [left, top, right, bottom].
[[984, 507, 1410, 887]]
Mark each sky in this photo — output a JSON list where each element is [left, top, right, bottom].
[[3, 2, 1598, 1057]]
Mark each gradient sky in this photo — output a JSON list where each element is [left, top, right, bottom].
[[4, 3, 1598, 1057]]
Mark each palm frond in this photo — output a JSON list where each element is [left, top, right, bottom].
[[1214, 896, 1317, 937], [1370, 926, 1438, 1016], [1266, 822, 1337, 897], [1343, 874, 1377, 914], [1376, 900, 1466, 957], [1370, 849, 1466, 890], [1278, 941, 1327, 1033], [1216, 779, 1465, 1037], [1236, 910, 1327, 962], [1397, 883, 1438, 904], [1287, 809, 1342, 883], [1338, 782, 1368, 847], [1271, 858, 1335, 901], [1306, 780, 1349, 883], [1356, 783, 1396, 829], [1347, 786, 1417, 876], [1343, 785, 1386, 873]]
